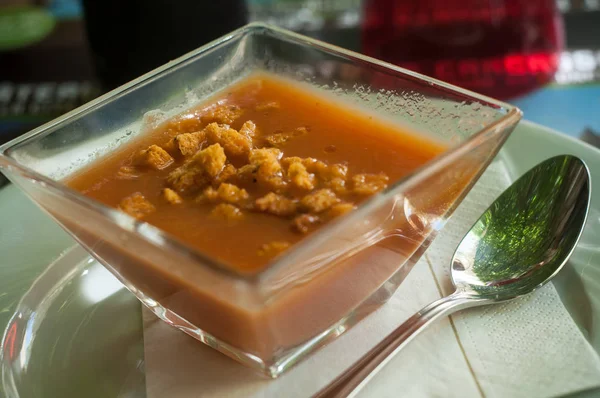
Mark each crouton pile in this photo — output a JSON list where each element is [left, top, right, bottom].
[[117, 103, 390, 258]]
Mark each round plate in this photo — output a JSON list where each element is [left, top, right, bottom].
[[1, 121, 599, 397], [1, 247, 144, 398]]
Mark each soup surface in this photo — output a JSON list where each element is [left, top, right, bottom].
[[68, 73, 446, 273]]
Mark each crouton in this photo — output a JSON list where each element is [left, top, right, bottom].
[[196, 186, 219, 203], [249, 148, 286, 191], [255, 192, 297, 217], [217, 183, 249, 205], [211, 203, 243, 220], [119, 192, 156, 219], [162, 188, 183, 204], [281, 157, 326, 174], [196, 183, 248, 205], [205, 123, 252, 158], [352, 173, 389, 195], [281, 156, 304, 169], [173, 131, 206, 156], [239, 120, 257, 140], [135, 145, 174, 170], [300, 189, 340, 213], [304, 158, 328, 174], [191, 143, 226, 178], [287, 161, 315, 190], [321, 163, 348, 180], [319, 163, 348, 194], [249, 148, 283, 164], [166, 143, 226, 193], [167, 164, 209, 193]]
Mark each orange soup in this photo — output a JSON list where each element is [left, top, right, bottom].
[[68, 73, 446, 273]]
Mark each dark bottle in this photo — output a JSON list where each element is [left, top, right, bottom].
[[82, 0, 248, 91]]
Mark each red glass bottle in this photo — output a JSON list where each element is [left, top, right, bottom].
[[361, 0, 564, 99]]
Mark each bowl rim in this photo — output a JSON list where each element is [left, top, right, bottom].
[[0, 23, 523, 283]]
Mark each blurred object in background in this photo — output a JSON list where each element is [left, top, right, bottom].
[[361, 0, 565, 100], [511, 1, 600, 144], [82, 0, 249, 91], [248, 0, 360, 31], [0, 0, 100, 146], [557, 0, 600, 12], [512, 48, 600, 142], [581, 127, 600, 147]]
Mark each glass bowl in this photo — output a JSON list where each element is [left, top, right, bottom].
[[0, 23, 521, 377]]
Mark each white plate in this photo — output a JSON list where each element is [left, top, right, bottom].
[[1, 120, 599, 397]]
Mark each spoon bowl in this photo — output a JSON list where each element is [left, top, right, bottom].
[[316, 154, 591, 398], [452, 155, 591, 300]]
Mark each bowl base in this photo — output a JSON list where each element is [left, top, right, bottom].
[[138, 273, 400, 378]]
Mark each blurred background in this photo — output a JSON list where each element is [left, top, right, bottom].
[[0, 0, 598, 150]]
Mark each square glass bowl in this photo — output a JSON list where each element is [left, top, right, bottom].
[[0, 24, 521, 377]]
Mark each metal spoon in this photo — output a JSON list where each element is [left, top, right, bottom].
[[315, 154, 591, 398]]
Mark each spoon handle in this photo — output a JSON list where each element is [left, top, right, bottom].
[[313, 292, 485, 398]]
